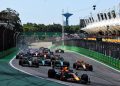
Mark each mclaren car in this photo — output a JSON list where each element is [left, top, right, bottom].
[[73, 60, 93, 71]]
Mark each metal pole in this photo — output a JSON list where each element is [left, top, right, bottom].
[[15, 32, 20, 47], [3, 28, 7, 51], [62, 9, 64, 46]]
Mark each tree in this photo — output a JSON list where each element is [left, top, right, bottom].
[[0, 8, 23, 32]]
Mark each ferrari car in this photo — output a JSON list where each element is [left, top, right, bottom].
[[73, 60, 93, 71], [19, 57, 39, 68], [48, 68, 90, 84], [55, 49, 64, 53]]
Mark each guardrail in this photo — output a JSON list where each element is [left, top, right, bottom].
[[57, 45, 120, 70]]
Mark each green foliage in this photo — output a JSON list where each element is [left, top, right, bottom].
[[0, 8, 23, 32], [23, 23, 80, 33]]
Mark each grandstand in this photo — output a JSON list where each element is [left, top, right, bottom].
[[80, 3, 120, 43]]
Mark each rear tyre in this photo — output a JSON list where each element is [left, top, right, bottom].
[[73, 63, 76, 69], [16, 55, 19, 59], [35, 63, 39, 68], [19, 60, 22, 65], [63, 62, 70, 67], [81, 74, 88, 84], [88, 65, 93, 71], [48, 69, 56, 78]]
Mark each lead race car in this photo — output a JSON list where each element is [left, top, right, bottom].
[[48, 67, 90, 84], [55, 49, 64, 53], [73, 60, 93, 71]]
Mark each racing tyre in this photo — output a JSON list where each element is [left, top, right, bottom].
[[35, 63, 39, 68], [16, 55, 19, 59], [19, 61, 22, 65], [48, 69, 56, 78], [63, 62, 70, 67], [88, 65, 93, 71], [73, 63, 76, 69], [81, 74, 88, 84]]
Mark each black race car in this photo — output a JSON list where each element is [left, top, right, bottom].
[[55, 49, 64, 53], [19, 57, 39, 68], [16, 52, 24, 59], [48, 68, 90, 84]]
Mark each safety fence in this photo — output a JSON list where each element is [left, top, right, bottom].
[[22, 32, 62, 37]]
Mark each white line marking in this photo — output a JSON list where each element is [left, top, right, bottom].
[[65, 49, 120, 73], [9, 56, 70, 86]]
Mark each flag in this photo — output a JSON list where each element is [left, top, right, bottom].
[[104, 13, 107, 20], [89, 17, 92, 23], [100, 13, 104, 20], [97, 13, 100, 21], [111, 10, 116, 18], [107, 12, 111, 19], [84, 19, 88, 25], [92, 17, 94, 22]]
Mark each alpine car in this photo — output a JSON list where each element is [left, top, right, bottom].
[[19, 57, 39, 68], [48, 67, 90, 84], [51, 55, 70, 68], [55, 49, 64, 53], [73, 60, 93, 71], [37, 57, 51, 66]]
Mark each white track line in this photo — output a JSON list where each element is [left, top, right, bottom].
[[65, 49, 120, 73], [9, 56, 69, 86]]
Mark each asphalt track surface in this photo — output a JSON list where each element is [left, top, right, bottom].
[[0, 52, 66, 86], [12, 50, 120, 86]]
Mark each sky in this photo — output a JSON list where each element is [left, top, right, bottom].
[[0, 0, 120, 25]]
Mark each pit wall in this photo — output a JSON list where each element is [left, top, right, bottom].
[[56, 45, 120, 71]]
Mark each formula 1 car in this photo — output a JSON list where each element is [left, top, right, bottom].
[[48, 68, 90, 84], [37, 57, 51, 66], [51, 55, 70, 68], [16, 52, 24, 59], [55, 49, 64, 53], [19, 57, 39, 68], [73, 60, 93, 71], [52, 60, 70, 68]]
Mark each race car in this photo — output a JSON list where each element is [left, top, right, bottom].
[[55, 49, 64, 53], [51, 55, 70, 68], [15, 53, 23, 59], [19, 57, 39, 68], [48, 67, 90, 84], [73, 60, 93, 71], [37, 57, 51, 66], [16, 52, 24, 59], [52, 60, 70, 68]]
